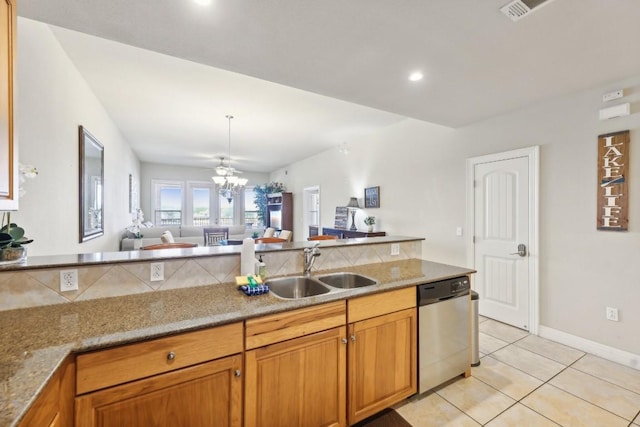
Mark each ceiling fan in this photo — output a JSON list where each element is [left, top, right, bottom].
[[214, 156, 244, 177]]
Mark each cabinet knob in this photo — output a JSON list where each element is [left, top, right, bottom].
[[341, 338, 348, 344], [234, 369, 241, 377], [350, 335, 356, 342], [167, 351, 176, 361]]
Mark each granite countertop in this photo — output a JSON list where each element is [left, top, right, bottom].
[[0, 258, 474, 426]]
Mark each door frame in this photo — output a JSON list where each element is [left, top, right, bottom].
[[302, 185, 320, 239], [465, 146, 540, 334]]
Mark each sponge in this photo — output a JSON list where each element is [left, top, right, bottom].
[[235, 275, 263, 286]]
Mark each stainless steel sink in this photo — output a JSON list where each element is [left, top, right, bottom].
[[265, 276, 331, 299], [316, 272, 378, 289]]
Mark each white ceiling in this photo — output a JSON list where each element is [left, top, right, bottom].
[[17, 0, 640, 173]]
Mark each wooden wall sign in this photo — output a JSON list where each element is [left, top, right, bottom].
[[597, 130, 629, 231]]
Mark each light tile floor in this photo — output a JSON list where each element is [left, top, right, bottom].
[[396, 317, 640, 427]]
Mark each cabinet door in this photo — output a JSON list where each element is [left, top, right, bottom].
[[245, 326, 347, 427], [75, 354, 242, 427], [0, 0, 17, 210], [348, 308, 417, 424]]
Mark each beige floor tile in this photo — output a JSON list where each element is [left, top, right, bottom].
[[634, 412, 640, 425], [491, 346, 565, 381], [550, 367, 640, 421], [396, 392, 480, 427], [572, 354, 640, 394], [522, 384, 628, 427], [514, 335, 585, 366], [471, 355, 543, 400], [479, 319, 529, 343], [485, 403, 560, 427], [479, 332, 510, 355], [435, 376, 515, 425]]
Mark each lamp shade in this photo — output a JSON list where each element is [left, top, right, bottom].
[[346, 197, 360, 209]]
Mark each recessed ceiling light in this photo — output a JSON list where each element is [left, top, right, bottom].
[[408, 71, 424, 82], [193, 0, 212, 5]]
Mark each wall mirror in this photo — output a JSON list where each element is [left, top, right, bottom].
[[79, 126, 104, 242]]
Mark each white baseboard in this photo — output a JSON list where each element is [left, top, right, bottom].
[[538, 325, 640, 370]]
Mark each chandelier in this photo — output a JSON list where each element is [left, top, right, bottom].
[[212, 115, 248, 203]]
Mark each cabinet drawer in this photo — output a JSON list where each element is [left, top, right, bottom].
[[76, 322, 243, 394], [348, 287, 415, 323], [245, 301, 346, 350]]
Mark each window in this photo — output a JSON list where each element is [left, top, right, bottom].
[[187, 181, 215, 226], [218, 194, 235, 225], [244, 187, 260, 228], [152, 180, 248, 226], [152, 180, 184, 225]]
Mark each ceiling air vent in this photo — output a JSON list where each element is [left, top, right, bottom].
[[500, 0, 554, 22]]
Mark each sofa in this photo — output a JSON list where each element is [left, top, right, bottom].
[[120, 225, 259, 250]]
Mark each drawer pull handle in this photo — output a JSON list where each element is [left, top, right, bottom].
[[167, 351, 176, 361], [234, 369, 241, 377]]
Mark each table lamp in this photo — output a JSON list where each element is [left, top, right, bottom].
[[346, 197, 360, 231]]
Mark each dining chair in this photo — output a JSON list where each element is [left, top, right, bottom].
[[278, 230, 293, 241], [203, 227, 229, 246]]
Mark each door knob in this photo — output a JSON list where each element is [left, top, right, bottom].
[[510, 244, 527, 257]]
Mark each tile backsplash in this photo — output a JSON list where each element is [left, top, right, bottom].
[[0, 241, 421, 312]]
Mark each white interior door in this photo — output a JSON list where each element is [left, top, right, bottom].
[[474, 156, 530, 330]]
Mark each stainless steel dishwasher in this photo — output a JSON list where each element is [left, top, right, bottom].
[[418, 276, 470, 393]]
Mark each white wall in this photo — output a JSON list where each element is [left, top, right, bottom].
[[15, 19, 140, 255], [272, 74, 640, 357]]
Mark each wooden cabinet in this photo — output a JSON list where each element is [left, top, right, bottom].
[[245, 301, 347, 427], [322, 227, 386, 239], [266, 192, 293, 235], [75, 322, 243, 427], [245, 327, 346, 427], [19, 356, 75, 427], [0, 0, 18, 210], [75, 354, 242, 427], [347, 288, 417, 424]]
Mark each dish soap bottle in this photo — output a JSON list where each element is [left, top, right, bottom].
[[256, 255, 266, 281]]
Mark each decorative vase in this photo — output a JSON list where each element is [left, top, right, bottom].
[[367, 225, 374, 232], [0, 246, 27, 262]]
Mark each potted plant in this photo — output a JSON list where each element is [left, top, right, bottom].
[[0, 212, 33, 262], [364, 216, 375, 232]]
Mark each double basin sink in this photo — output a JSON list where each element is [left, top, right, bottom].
[[265, 273, 377, 299]]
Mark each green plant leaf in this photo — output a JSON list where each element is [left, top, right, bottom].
[[0, 232, 13, 248], [7, 226, 24, 241]]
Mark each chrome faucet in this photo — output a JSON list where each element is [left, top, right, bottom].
[[303, 243, 321, 276]]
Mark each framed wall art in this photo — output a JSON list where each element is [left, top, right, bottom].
[[364, 186, 380, 208]]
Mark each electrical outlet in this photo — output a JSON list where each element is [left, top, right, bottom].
[[456, 227, 463, 237], [606, 307, 619, 322], [59, 269, 79, 292], [390, 244, 400, 256], [150, 262, 164, 282]]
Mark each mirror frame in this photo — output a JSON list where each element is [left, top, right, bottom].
[[79, 126, 104, 242]]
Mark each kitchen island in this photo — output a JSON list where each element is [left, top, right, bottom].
[[0, 238, 474, 426]]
